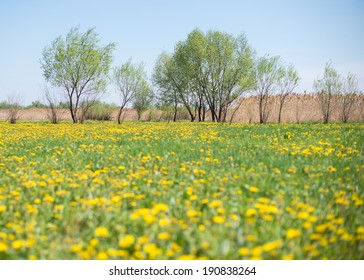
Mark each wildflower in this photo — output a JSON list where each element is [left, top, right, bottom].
[[251, 246, 262, 256], [213, 216, 226, 224], [239, 247, 250, 256], [186, 209, 198, 217], [177, 255, 195, 260], [157, 232, 171, 240], [246, 235, 257, 242], [327, 166, 337, 173], [119, 235, 135, 248], [249, 186, 259, 193], [0, 241, 8, 252], [286, 228, 300, 239], [96, 251, 108, 260], [263, 240, 282, 252], [71, 244, 83, 253], [0, 205, 6, 212], [282, 254, 294, 260], [357, 226, 364, 234], [208, 200, 222, 208], [201, 242, 210, 250], [144, 243, 162, 259], [138, 236, 148, 245], [245, 208, 257, 217], [95, 227, 109, 238], [89, 238, 99, 247], [12, 240, 24, 250], [297, 212, 309, 220]]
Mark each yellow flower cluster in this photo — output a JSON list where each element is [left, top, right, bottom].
[[0, 121, 362, 260]]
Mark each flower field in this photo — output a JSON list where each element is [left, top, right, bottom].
[[0, 121, 363, 260]]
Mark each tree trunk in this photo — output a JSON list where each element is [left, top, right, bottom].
[[173, 103, 177, 122], [278, 102, 284, 123], [117, 106, 124, 124]]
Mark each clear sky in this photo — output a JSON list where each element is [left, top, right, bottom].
[[0, 0, 363, 105]]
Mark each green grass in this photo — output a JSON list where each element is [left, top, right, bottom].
[[0, 121, 363, 259]]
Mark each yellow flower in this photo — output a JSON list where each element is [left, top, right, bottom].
[[282, 254, 294, 260], [95, 227, 109, 238], [71, 244, 83, 253], [177, 254, 195, 260], [119, 235, 135, 248], [153, 203, 169, 212], [186, 209, 198, 217], [157, 232, 171, 240], [251, 246, 262, 256], [245, 208, 257, 217], [238, 247, 250, 256], [89, 238, 99, 247], [0, 205, 7, 212], [138, 236, 148, 245], [286, 228, 300, 239], [262, 240, 282, 252], [249, 186, 259, 193], [12, 240, 24, 250], [208, 200, 222, 208], [0, 241, 8, 252], [297, 212, 309, 220], [158, 218, 170, 226], [201, 242, 210, 250], [190, 195, 198, 201], [246, 235, 257, 242], [327, 166, 337, 173], [144, 243, 162, 259], [213, 216, 226, 224], [96, 251, 108, 260], [357, 226, 364, 234]]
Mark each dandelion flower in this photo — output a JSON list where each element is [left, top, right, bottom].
[[95, 227, 109, 238], [119, 235, 135, 248], [286, 228, 300, 239]]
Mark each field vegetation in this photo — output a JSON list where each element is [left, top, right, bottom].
[[0, 122, 363, 260]]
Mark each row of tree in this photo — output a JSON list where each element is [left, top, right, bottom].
[[6, 27, 361, 124]]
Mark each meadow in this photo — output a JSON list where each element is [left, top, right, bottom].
[[0, 121, 363, 260]]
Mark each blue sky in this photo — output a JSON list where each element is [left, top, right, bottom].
[[0, 0, 363, 105]]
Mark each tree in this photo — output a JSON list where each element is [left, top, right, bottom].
[[132, 80, 154, 120], [153, 29, 254, 122], [113, 59, 146, 124], [339, 73, 358, 123], [313, 62, 342, 124], [153, 52, 183, 122], [40, 27, 115, 123], [26, 100, 46, 109], [6, 95, 22, 124], [41, 85, 63, 124], [277, 64, 300, 123], [253, 55, 283, 124], [178, 29, 254, 122]]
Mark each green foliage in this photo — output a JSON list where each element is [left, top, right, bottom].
[[153, 29, 254, 122], [113, 59, 150, 123], [40, 26, 116, 123], [0, 101, 10, 109], [26, 100, 46, 109], [313, 62, 342, 95], [313, 62, 342, 124], [132, 80, 154, 120], [82, 101, 116, 121]]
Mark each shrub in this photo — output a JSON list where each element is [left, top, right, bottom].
[[83, 101, 115, 121]]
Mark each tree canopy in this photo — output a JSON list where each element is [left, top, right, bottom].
[[40, 27, 116, 123]]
